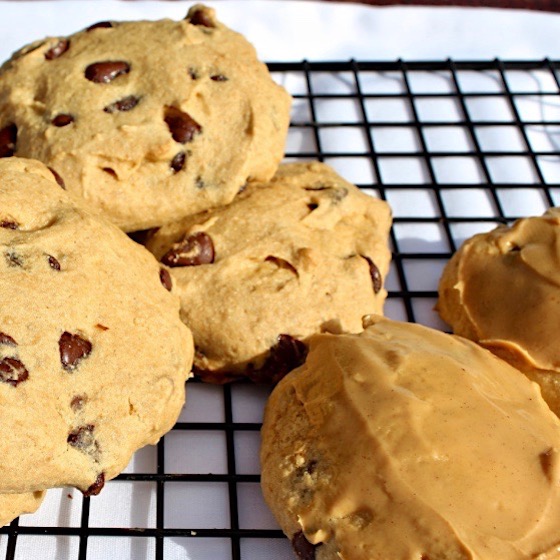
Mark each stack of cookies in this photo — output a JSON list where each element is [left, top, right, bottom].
[[0, 4, 393, 531]]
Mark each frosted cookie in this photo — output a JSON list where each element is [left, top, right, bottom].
[[0, 158, 193, 495], [0, 5, 291, 231], [146, 162, 392, 383], [261, 316, 560, 560], [0, 491, 45, 527], [437, 208, 560, 416]]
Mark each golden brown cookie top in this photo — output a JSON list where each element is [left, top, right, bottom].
[[437, 208, 560, 372], [0, 5, 291, 231], [0, 157, 193, 494], [261, 316, 560, 559], [146, 162, 392, 381]]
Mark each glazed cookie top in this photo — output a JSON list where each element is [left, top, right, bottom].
[[146, 162, 392, 382], [0, 5, 291, 231], [437, 208, 560, 372], [0, 158, 193, 495], [261, 316, 560, 560]]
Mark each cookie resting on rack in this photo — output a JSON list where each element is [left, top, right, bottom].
[[0, 4, 291, 232], [0, 157, 193, 495], [145, 162, 392, 383], [437, 207, 560, 418], [261, 316, 560, 560], [0, 491, 45, 527]]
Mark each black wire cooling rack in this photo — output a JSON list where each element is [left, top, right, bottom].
[[1, 58, 560, 560]]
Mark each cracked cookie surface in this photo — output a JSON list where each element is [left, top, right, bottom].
[[0, 4, 291, 231], [0, 157, 193, 494], [146, 162, 391, 383]]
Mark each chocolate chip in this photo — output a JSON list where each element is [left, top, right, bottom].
[[85, 61, 130, 84], [95, 324, 109, 331], [5, 252, 23, 267], [265, 256, 298, 276], [86, 21, 113, 31], [51, 114, 74, 127], [164, 107, 202, 144], [70, 394, 87, 411], [59, 332, 92, 370], [102, 167, 117, 179], [0, 124, 17, 158], [361, 255, 382, 294], [103, 95, 140, 113], [83, 472, 105, 497], [44, 39, 70, 60], [540, 448, 556, 482], [249, 335, 308, 384], [48, 255, 61, 270], [0, 333, 17, 346], [210, 74, 228, 82], [307, 202, 319, 212], [160, 231, 215, 268], [188, 67, 199, 80], [188, 8, 215, 28], [67, 424, 97, 452], [159, 268, 173, 291], [195, 176, 205, 189], [48, 167, 66, 189], [170, 151, 186, 173], [0, 220, 18, 229], [0, 357, 29, 387], [291, 531, 318, 560]]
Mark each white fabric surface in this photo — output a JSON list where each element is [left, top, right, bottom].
[[0, 2, 559, 559], [0, 1, 559, 62]]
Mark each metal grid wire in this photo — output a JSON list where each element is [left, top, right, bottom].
[[1, 58, 560, 560]]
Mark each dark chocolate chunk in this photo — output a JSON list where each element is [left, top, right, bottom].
[[249, 334, 308, 384], [265, 255, 298, 276], [188, 67, 199, 80], [170, 151, 186, 173], [291, 531, 318, 560], [188, 8, 215, 28], [59, 332, 92, 370], [70, 394, 87, 411], [85, 61, 130, 84], [83, 472, 105, 497], [44, 39, 70, 60], [164, 107, 202, 144], [103, 95, 140, 113], [361, 255, 382, 294], [51, 114, 74, 127], [159, 268, 173, 291], [210, 74, 228, 82], [48, 167, 66, 189], [0, 124, 17, 158], [86, 21, 113, 31], [0, 220, 18, 229], [95, 323, 109, 331], [307, 202, 319, 212], [161, 231, 215, 268], [102, 167, 117, 179], [5, 252, 23, 267], [540, 448, 556, 482], [67, 424, 97, 453], [0, 357, 29, 387], [0, 332, 17, 346], [48, 255, 61, 270]]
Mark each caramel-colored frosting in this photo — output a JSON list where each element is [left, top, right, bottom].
[[263, 316, 560, 559], [438, 208, 560, 372]]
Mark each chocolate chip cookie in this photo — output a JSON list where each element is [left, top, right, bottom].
[[437, 208, 560, 417], [0, 491, 44, 527], [261, 315, 560, 559], [145, 162, 391, 383], [0, 5, 291, 231], [0, 157, 193, 495]]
